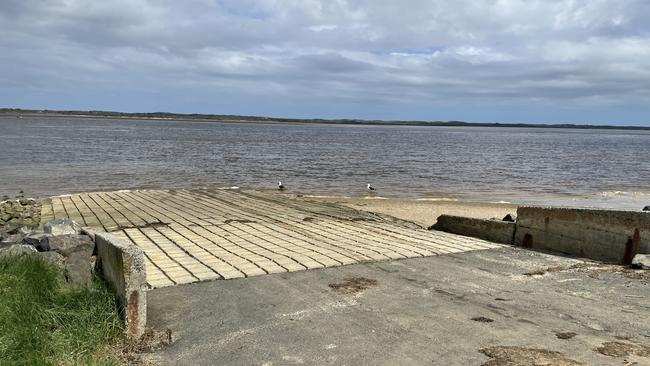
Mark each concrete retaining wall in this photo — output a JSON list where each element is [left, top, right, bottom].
[[515, 207, 649, 263], [433, 215, 515, 244], [95, 233, 147, 339]]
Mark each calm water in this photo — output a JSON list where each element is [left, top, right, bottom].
[[2, 116, 650, 209]]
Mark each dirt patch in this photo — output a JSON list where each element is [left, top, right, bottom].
[[480, 346, 583, 366], [585, 266, 650, 281], [348, 217, 379, 222], [523, 263, 649, 281], [113, 222, 170, 231], [595, 341, 650, 358], [329, 277, 377, 294], [223, 219, 257, 224], [524, 265, 568, 276], [582, 265, 648, 281], [110, 328, 173, 365], [472, 316, 494, 323], [555, 332, 577, 340]]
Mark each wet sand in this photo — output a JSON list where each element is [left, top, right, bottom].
[[303, 196, 517, 228]]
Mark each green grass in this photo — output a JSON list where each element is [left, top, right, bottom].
[[0, 255, 124, 366]]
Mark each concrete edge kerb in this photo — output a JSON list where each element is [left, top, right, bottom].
[[432, 215, 515, 245], [95, 232, 147, 339]]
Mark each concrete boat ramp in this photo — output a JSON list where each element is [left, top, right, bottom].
[[37, 189, 650, 365], [41, 189, 500, 288]]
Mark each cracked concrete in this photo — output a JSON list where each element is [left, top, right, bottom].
[[144, 246, 650, 365]]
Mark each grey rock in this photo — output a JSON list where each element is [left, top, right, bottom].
[[7, 226, 34, 236], [18, 198, 33, 206], [24, 233, 51, 252], [632, 254, 650, 269], [2, 225, 21, 236], [0, 241, 20, 249], [1, 233, 25, 243], [47, 235, 94, 286], [44, 219, 81, 236], [48, 235, 94, 256], [643, 206, 650, 212], [0, 244, 37, 257], [37, 251, 66, 270], [65, 251, 94, 286]]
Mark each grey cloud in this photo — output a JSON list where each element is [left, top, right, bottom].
[[1, 0, 650, 123], [291, 53, 375, 74]]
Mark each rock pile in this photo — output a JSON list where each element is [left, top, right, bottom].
[[0, 219, 95, 286], [0, 197, 42, 227]]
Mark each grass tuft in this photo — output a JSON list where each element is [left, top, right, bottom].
[[0, 255, 124, 365]]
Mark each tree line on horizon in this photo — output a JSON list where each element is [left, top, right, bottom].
[[1, 108, 647, 130]]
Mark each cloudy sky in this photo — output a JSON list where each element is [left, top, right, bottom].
[[1, 0, 649, 125]]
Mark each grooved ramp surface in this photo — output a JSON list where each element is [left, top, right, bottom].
[[42, 189, 502, 288]]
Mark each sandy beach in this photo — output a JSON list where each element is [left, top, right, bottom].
[[303, 196, 518, 228]]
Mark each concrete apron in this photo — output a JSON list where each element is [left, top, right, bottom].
[[43, 189, 502, 289]]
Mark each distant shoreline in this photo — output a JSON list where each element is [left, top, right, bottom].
[[2, 108, 649, 131]]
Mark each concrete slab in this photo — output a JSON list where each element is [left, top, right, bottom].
[[95, 233, 147, 338], [145, 247, 650, 365], [44, 189, 502, 288]]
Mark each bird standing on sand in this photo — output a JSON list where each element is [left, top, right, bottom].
[[367, 183, 376, 191], [278, 181, 285, 191]]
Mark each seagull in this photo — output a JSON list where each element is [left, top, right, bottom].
[[367, 183, 376, 191], [278, 181, 285, 191]]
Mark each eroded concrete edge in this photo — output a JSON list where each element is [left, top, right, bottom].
[[96, 232, 147, 339]]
